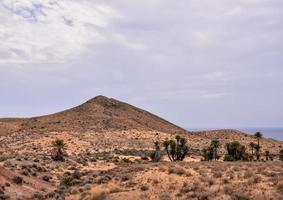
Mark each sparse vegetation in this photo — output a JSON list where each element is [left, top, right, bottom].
[[0, 95, 282, 200]]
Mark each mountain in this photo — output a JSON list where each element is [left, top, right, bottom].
[[0, 95, 187, 136]]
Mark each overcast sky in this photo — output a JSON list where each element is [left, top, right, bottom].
[[0, 0, 283, 130]]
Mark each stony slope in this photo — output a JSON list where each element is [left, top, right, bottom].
[[0, 96, 187, 136]]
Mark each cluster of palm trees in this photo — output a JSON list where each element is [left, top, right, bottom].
[[51, 131, 282, 163], [202, 140, 220, 161], [163, 135, 189, 161], [203, 131, 283, 162]]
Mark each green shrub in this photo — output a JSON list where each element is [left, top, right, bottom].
[[279, 150, 283, 161], [12, 176, 23, 185], [60, 176, 74, 187]]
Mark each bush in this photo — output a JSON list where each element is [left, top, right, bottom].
[[279, 150, 283, 161], [42, 175, 52, 182], [277, 181, 283, 194], [72, 170, 81, 179], [60, 176, 74, 187], [202, 147, 214, 161], [244, 170, 254, 179], [224, 155, 235, 162], [253, 175, 262, 184], [150, 141, 162, 162], [140, 185, 149, 191], [121, 158, 132, 163], [168, 167, 186, 175], [13, 176, 24, 185], [12, 176, 23, 185]]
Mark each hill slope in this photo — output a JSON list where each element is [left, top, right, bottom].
[[0, 95, 187, 135]]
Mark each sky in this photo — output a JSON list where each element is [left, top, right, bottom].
[[0, 0, 283, 132]]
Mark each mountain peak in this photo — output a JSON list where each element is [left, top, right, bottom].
[[87, 95, 110, 103]]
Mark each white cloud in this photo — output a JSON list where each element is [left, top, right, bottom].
[[0, 0, 118, 63]]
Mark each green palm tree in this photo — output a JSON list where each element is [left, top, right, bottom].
[[254, 132, 263, 161], [254, 132, 262, 147]]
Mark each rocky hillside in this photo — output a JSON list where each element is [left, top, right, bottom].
[[0, 96, 187, 136]]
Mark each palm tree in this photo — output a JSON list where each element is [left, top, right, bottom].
[[52, 139, 66, 161], [254, 132, 263, 161], [254, 132, 262, 147], [211, 140, 220, 161]]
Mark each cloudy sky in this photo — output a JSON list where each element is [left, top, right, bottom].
[[0, 0, 283, 131]]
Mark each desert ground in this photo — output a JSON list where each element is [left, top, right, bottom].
[[0, 96, 282, 200]]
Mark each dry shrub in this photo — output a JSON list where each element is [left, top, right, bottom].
[[207, 178, 215, 186], [159, 194, 171, 200], [223, 178, 230, 184], [223, 185, 234, 195], [109, 187, 122, 194], [233, 166, 240, 172], [213, 171, 223, 178], [140, 185, 149, 191], [277, 181, 283, 194], [168, 166, 186, 175], [244, 170, 254, 179], [253, 175, 262, 184], [79, 187, 108, 200], [158, 165, 167, 172], [231, 193, 251, 200]]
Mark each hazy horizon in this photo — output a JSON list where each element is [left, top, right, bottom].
[[1, 1, 282, 131]]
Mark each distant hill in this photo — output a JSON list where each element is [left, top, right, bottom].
[[0, 96, 187, 135]]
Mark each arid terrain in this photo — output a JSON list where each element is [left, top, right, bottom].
[[0, 96, 282, 200]]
